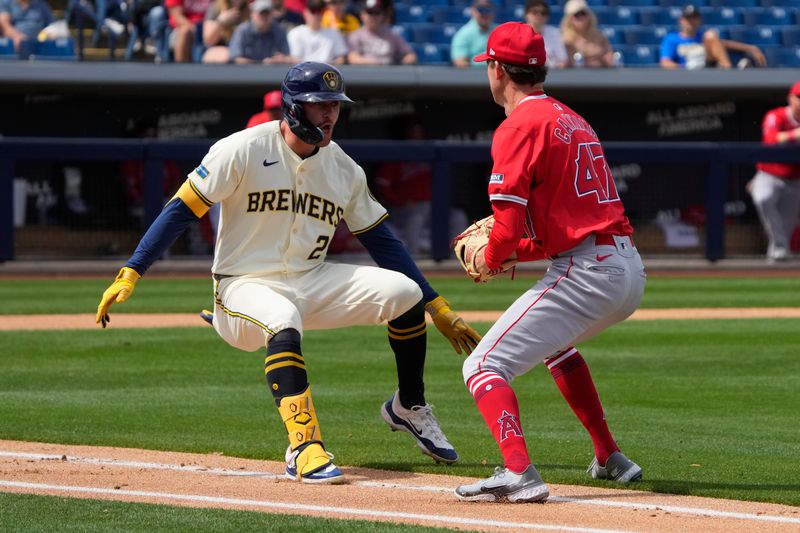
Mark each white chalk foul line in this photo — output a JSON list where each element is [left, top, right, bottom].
[[0, 480, 632, 533], [2, 451, 798, 526]]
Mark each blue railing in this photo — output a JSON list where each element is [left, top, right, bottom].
[[1, 138, 798, 262]]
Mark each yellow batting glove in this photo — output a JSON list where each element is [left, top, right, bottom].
[[96, 267, 141, 328], [425, 296, 482, 355]]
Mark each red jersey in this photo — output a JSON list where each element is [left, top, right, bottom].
[[756, 106, 800, 180], [485, 91, 632, 266], [165, 0, 210, 27]]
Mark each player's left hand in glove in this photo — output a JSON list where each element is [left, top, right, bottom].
[[453, 215, 517, 283], [96, 267, 141, 328], [425, 296, 481, 355]]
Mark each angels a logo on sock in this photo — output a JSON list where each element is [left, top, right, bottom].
[[497, 410, 523, 441]]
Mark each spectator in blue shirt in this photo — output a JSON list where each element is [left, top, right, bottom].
[[660, 4, 765, 69], [451, 0, 496, 68], [228, 0, 292, 63], [0, 0, 52, 51]]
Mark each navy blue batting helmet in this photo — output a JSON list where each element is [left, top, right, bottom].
[[281, 62, 354, 145]]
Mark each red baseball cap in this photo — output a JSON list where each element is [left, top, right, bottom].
[[264, 90, 282, 110], [473, 22, 546, 67], [789, 81, 800, 97]]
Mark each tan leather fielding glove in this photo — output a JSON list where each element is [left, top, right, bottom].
[[425, 296, 482, 355], [96, 267, 141, 328]]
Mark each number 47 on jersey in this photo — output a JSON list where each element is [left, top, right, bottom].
[[573, 142, 620, 203]]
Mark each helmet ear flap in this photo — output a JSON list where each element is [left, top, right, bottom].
[[282, 101, 324, 146]]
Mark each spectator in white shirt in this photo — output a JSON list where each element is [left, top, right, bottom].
[[287, 0, 348, 63], [524, 0, 568, 68]]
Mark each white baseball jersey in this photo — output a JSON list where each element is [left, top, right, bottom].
[[188, 120, 387, 276]]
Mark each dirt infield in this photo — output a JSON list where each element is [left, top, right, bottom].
[[2, 308, 800, 330], [1, 440, 799, 532]]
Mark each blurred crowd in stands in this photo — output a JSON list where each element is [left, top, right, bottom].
[[2, 0, 800, 67]]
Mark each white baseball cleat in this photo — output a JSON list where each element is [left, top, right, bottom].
[[284, 445, 346, 484], [587, 451, 643, 482], [455, 465, 549, 503]]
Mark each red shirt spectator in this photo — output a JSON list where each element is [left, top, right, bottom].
[[165, 0, 210, 27], [246, 90, 283, 128]]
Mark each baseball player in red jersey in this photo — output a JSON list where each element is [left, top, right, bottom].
[[748, 81, 800, 262], [454, 22, 646, 503]]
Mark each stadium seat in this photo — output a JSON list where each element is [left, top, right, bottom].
[[781, 26, 800, 46], [395, 5, 429, 24], [0, 37, 17, 59], [619, 44, 659, 66], [700, 7, 744, 25], [429, 6, 470, 24], [413, 43, 449, 65], [415, 0, 449, 6], [549, 6, 564, 25], [392, 25, 410, 41], [658, 0, 708, 6], [623, 26, 669, 45], [608, 0, 657, 6], [410, 23, 451, 44], [640, 6, 680, 25], [770, 46, 800, 66], [602, 26, 625, 45], [709, 0, 758, 6], [728, 26, 782, 46], [595, 6, 641, 25], [495, 6, 523, 23], [31, 38, 78, 60], [442, 23, 460, 42], [761, 0, 800, 6], [745, 7, 796, 25]]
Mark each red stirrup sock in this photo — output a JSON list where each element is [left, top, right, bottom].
[[546, 348, 619, 465], [467, 371, 531, 474]]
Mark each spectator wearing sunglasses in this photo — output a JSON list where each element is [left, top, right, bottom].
[[524, 0, 568, 68], [560, 0, 614, 67], [321, 0, 360, 35], [451, 0, 496, 68], [287, 0, 348, 63], [347, 0, 416, 64]]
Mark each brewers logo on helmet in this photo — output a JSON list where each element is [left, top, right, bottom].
[[323, 71, 341, 90]]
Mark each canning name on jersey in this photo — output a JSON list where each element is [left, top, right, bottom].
[[189, 121, 387, 276], [488, 91, 632, 258]]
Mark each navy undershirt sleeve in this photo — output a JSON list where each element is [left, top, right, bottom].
[[125, 199, 199, 275], [356, 221, 438, 303]]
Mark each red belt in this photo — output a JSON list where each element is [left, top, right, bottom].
[[595, 233, 634, 247]]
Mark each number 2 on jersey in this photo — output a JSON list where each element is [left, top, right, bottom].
[[573, 142, 619, 203], [307, 235, 331, 260]]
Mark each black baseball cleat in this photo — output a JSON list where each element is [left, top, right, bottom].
[[381, 390, 458, 464]]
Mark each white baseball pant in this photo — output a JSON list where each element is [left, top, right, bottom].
[[463, 235, 646, 383], [212, 263, 422, 352]]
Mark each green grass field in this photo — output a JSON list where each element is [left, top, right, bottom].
[[1, 276, 798, 530], [1, 275, 799, 314]]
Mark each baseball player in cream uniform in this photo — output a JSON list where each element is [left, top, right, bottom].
[[96, 62, 481, 484]]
